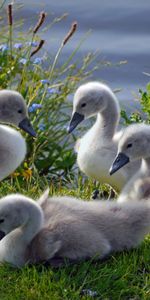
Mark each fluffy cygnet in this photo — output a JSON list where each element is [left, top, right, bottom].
[[0, 190, 150, 267], [17, 191, 150, 266], [68, 82, 140, 192], [110, 124, 150, 202], [0, 125, 26, 181], [0, 90, 36, 137]]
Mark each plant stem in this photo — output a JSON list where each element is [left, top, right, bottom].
[[0, 0, 7, 10], [62, 30, 91, 70], [9, 24, 13, 59], [49, 43, 64, 81]]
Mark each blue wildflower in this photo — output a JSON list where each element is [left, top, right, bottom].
[[28, 103, 42, 113], [14, 43, 23, 49], [67, 94, 73, 101], [38, 123, 46, 131], [28, 106, 34, 113], [0, 44, 9, 52], [40, 79, 50, 84], [26, 41, 38, 47], [19, 58, 27, 65], [32, 103, 42, 109], [47, 87, 60, 94], [81, 289, 98, 297], [33, 57, 43, 64]]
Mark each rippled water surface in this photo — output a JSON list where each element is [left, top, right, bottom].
[[12, 1, 150, 106]]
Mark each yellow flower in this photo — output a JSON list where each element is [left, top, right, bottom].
[[11, 171, 20, 177], [22, 168, 32, 180]]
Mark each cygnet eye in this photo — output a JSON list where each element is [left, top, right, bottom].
[[18, 109, 23, 114], [81, 103, 86, 108], [127, 143, 132, 149], [0, 219, 4, 223]]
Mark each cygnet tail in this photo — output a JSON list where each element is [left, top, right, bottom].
[[37, 188, 50, 209]]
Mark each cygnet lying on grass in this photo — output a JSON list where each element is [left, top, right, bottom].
[[68, 82, 140, 192], [0, 89, 36, 137], [0, 190, 150, 267], [110, 124, 150, 202]]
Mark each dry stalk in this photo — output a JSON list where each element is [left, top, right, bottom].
[[33, 11, 46, 34], [7, 3, 13, 26], [62, 21, 77, 46], [30, 39, 45, 57]]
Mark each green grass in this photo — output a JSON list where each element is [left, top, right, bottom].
[[0, 180, 149, 300], [0, 244, 149, 300]]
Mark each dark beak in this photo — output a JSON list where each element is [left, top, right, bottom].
[[109, 152, 130, 175], [67, 112, 84, 133], [19, 117, 36, 137]]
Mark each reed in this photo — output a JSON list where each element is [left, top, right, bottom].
[[7, 3, 13, 58], [30, 39, 45, 57], [33, 11, 47, 34], [49, 21, 78, 81]]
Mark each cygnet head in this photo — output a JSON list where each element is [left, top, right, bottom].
[[110, 124, 150, 175], [0, 194, 36, 234], [0, 90, 36, 137], [68, 82, 119, 133]]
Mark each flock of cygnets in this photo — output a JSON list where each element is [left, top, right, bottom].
[[0, 82, 150, 268]]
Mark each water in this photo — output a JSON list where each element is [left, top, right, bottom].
[[11, 1, 150, 108]]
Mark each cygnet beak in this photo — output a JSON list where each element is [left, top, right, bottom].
[[67, 112, 84, 133], [19, 117, 36, 137], [109, 152, 130, 175]]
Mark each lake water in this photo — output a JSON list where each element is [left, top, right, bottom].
[[10, 1, 150, 108]]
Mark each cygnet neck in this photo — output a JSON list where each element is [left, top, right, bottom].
[[141, 157, 150, 173], [20, 200, 44, 243], [96, 94, 120, 139]]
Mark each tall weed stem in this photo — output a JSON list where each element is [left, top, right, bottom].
[[7, 4, 13, 58]]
